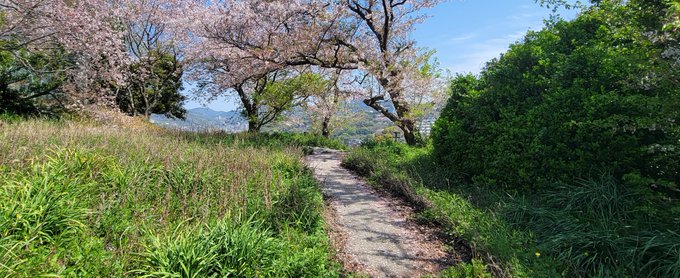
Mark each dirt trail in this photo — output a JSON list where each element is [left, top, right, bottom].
[[305, 149, 449, 277]]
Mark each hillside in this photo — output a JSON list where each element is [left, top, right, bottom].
[[150, 107, 247, 132], [0, 114, 342, 276], [155, 102, 437, 146]]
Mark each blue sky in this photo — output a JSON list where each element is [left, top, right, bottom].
[[415, 0, 577, 74], [185, 0, 578, 111]]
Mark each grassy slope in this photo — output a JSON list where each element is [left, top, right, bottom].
[[343, 141, 680, 278], [0, 114, 343, 277]]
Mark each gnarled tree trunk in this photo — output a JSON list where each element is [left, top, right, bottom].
[[363, 73, 422, 145], [236, 83, 261, 133]]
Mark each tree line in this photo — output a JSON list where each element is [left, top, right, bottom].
[[0, 0, 445, 144]]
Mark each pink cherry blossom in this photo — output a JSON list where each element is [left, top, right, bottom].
[[174, 0, 444, 144]]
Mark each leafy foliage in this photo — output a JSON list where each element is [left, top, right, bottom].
[[228, 71, 329, 132], [0, 40, 69, 115], [253, 72, 328, 129], [116, 52, 186, 119], [433, 0, 680, 193]]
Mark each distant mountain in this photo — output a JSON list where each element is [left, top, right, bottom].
[[151, 102, 438, 145], [265, 100, 397, 145], [150, 107, 247, 132]]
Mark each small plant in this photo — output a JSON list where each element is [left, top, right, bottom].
[[139, 221, 280, 277]]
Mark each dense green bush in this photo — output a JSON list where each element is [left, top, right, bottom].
[[433, 0, 680, 192]]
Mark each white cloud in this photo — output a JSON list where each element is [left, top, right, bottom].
[[433, 5, 550, 75], [448, 30, 529, 74], [444, 33, 478, 44]]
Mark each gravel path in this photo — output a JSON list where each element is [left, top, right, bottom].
[[305, 150, 449, 277]]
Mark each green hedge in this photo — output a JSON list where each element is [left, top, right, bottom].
[[432, 0, 680, 192]]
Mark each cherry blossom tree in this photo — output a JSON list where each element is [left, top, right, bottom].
[[2, 0, 446, 130], [0, 0, 193, 114], [117, 0, 185, 119], [175, 0, 337, 131], [180, 0, 444, 145], [336, 0, 444, 145], [0, 0, 131, 110], [304, 69, 354, 138]]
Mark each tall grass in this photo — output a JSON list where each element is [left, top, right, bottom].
[[505, 176, 680, 277], [343, 140, 680, 277], [0, 116, 340, 276]]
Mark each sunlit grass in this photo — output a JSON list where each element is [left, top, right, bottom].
[[0, 115, 340, 276]]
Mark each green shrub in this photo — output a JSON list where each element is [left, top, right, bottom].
[[342, 141, 430, 209], [139, 221, 280, 277], [432, 0, 680, 192], [139, 220, 338, 277], [268, 173, 324, 234], [0, 113, 23, 123], [429, 1, 680, 275], [341, 148, 376, 177], [440, 259, 491, 278], [0, 151, 114, 276]]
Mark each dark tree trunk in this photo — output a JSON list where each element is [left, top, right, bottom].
[[127, 88, 137, 117], [363, 75, 422, 146], [398, 120, 419, 145], [144, 107, 151, 119], [384, 74, 421, 146], [141, 87, 152, 119], [321, 73, 341, 138], [248, 119, 260, 132], [236, 83, 261, 133], [321, 116, 331, 138]]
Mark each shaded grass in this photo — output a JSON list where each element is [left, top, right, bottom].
[[504, 177, 680, 277], [342, 140, 680, 277], [0, 116, 340, 276]]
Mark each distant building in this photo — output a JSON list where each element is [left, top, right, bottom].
[[418, 115, 438, 138]]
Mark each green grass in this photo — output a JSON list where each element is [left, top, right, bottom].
[[171, 130, 347, 151], [342, 140, 680, 277], [0, 115, 341, 277]]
